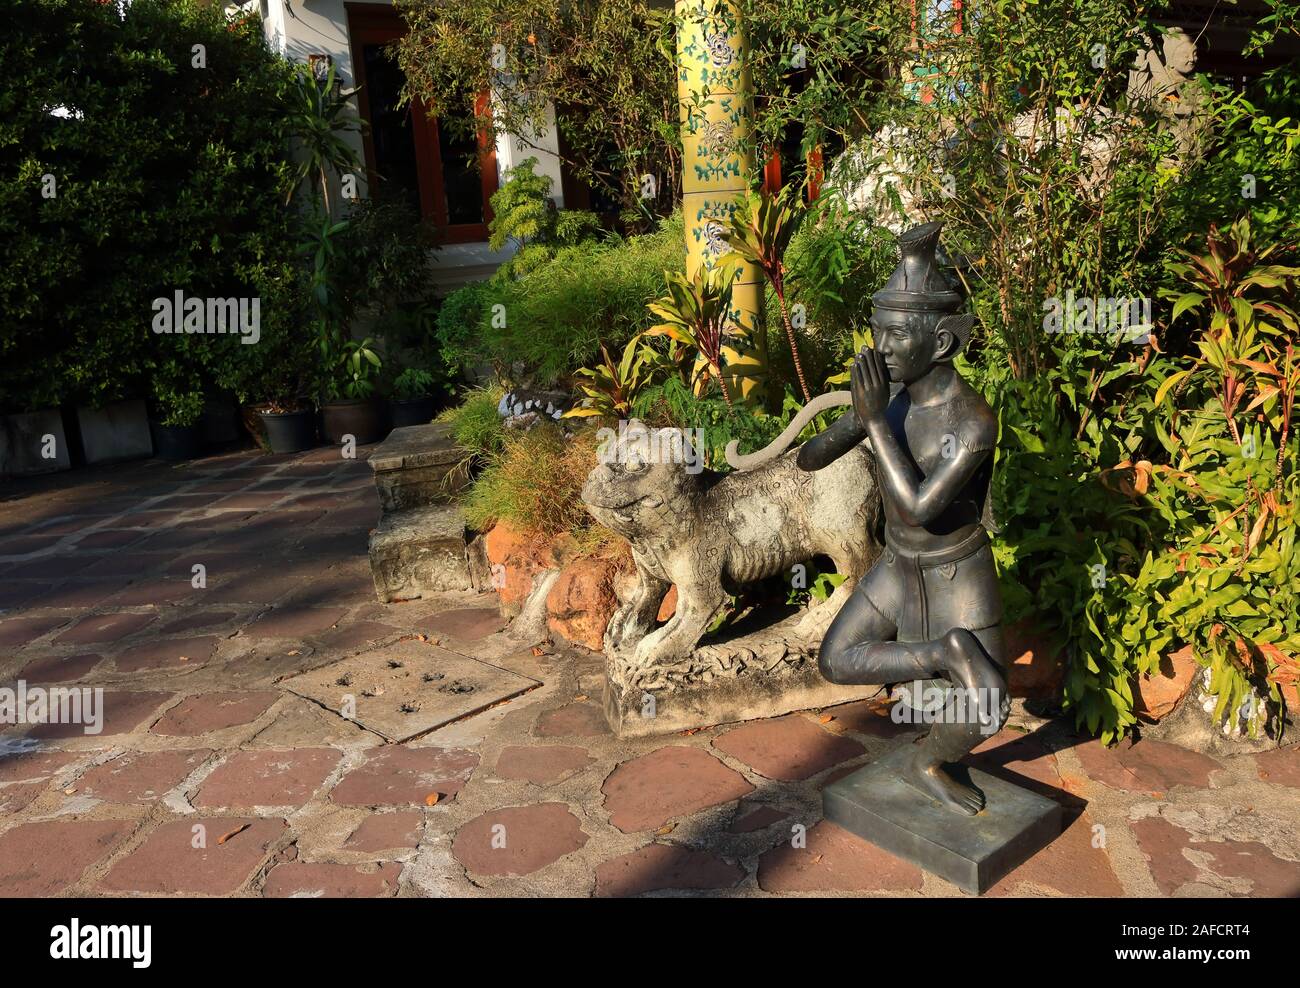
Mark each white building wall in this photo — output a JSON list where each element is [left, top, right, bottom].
[[262, 0, 368, 200], [492, 92, 566, 208]]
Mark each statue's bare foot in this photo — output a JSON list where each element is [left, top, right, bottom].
[[903, 749, 985, 815]]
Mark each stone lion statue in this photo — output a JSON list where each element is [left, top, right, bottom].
[[580, 420, 881, 684]]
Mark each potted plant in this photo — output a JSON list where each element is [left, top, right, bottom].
[[257, 398, 318, 454], [235, 316, 320, 454], [299, 210, 384, 446], [388, 366, 438, 428], [149, 391, 206, 462], [375, 294, 450, 428], [147, 362, 208, 461], [320, 336, 386, 444]]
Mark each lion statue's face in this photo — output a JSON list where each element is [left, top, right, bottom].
[[581, 423, 701, 539]]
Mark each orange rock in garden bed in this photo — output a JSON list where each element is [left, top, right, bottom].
[[546, 556, 627, 651], [1003, 620, 1066, 700], [1135, 644, 1200, 721], [484, 520, 557, 612], [483, 520, 639, 648]]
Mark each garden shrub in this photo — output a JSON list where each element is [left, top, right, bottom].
[[486, 157, 604, 279], [437, 213, 684, 385], [0, 0, 301, 416], [435, 281, 492, 377], [631, 375, 827, 472], [332, 196, 437, 325], [462, 424, 603, 536], [774, 194, 899, 388], [396, 0, 682, 222]]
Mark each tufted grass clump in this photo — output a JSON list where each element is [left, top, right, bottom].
[[462, 424, 604, 537], [437, 384, 505, 460]]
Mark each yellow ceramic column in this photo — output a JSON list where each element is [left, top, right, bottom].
[[675, 0, 767, 399]]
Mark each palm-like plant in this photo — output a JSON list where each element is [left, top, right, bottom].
[[724, 184, 810, 401], [564, 336, 668, 420], [1160, 216, 1300, 455], [284, 61, 363, 217], [646, 257, 742, 409], [299, 210, 351, 346]]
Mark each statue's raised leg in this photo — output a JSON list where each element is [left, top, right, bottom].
[[819, 592, 1008, 815]]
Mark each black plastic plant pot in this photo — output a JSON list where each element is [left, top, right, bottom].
[[321, 398, 386, 445], [258, 408, 318, 454], [150, 422, 205, 462], [389, 395, 436, 429]]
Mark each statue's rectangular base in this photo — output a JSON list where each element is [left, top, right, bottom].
[[822, 745, 1063, 894]]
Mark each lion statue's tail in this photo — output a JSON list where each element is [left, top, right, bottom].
[[724, 390, 853, 471]]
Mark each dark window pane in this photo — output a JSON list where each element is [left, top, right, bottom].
[[438, 116, 483, 225], [361, 43, 420, 212]]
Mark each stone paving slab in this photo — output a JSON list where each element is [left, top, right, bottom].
[[330, 745, 480, 806], [194, 748, 342, 809], [713, 714, 865, 781], [344, 811, 424, 853], [100, 816, 287, 895], [0, 819, 135, 897], [263, 860, 402, 898], [281, 639, 539, 743], [594, 843, 745, 897], [73, 749, 213, 804], [452, 803, 588, 877], [602, 746, 755, 833]]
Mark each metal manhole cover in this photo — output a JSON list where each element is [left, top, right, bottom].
[[280, 639, 540, 742]]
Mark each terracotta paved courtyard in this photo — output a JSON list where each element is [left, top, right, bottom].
[[1, 445, 1298, 898]]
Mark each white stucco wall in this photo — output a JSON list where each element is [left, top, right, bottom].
[[492, 92, 566, 208], [261, 0, 368, 199]]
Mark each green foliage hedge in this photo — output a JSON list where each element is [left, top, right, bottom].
[[437, 213, 684, 385], [0, 0, 301, 415]]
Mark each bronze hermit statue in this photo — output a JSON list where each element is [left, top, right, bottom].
[[728, 221, 1008, 815]]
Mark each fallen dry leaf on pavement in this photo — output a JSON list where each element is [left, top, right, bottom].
[[425, 792, 440, 806], [217, 823, 250, 845]]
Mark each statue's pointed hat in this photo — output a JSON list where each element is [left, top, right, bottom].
[[872, 221, 963, 312]]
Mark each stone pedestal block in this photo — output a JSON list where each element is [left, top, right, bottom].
[[823, 744, 1063, 894], [369, 505, 471, 602], [77, 399, 152, 464], [1, 409, 71, 477], [603, 614, 878, 737], [368, 422, 467, 512]]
